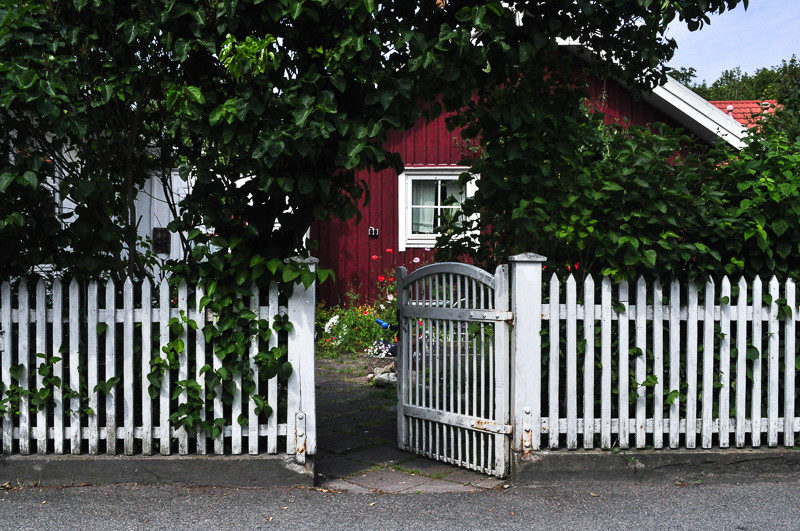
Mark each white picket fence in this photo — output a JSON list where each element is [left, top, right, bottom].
[[0, 273, 316, 460], [510, 254, 800, 453]]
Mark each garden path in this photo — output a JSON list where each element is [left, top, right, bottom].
[[315, 352, 508, 493]]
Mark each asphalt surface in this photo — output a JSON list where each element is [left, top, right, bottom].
[[2, 474, 800, 529]]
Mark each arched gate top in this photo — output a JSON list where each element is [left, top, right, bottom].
[[399, 262, 496, 289]]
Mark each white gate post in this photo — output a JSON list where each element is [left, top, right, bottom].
[[287, 257, 318, 464], [509, 253, 547, 458]]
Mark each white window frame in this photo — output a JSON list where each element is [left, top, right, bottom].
[[398, 166, 476, 252]]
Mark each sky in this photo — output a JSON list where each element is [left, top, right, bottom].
[[667, 0, 800, 84]]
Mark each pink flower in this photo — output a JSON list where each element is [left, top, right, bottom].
[[387, 294, 394, 301], [423, 247, 431, 252], [412, 257, 421, 263]]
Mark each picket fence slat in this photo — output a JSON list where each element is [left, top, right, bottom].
[[19, 280, 30, 454], [719, 277, 731, 448], [583, 275, 595, 449], [618, 281, 629, 449], [159, 279, 170, 455], [124, 278, 135, 455], [142, 281, 153, 455], [702, 281, 714, 449], [2, 282, 11, 453], [267, 284, 279, 453], [105, 280, 116, 455], [69, 280, 80, 454], [565, 275, 577, 449], [178, 281, 189, 455], [36, 280, 47, 454], [548, 274, 560, 449], [635, 277, 646, 448], [53, 280, 64, 454], [88, 281, 99, 454], [600, 277, 611, 448], [768, 277, 779, 447], [0, 274, 315, 459], [652, 280, 664, 450], [736, 277, 748, 448], [785, 279, 795, 448], [752, 277, 763, 448], [195, 284, 206, 455], [249, 285, 260, 455], [668, 280, 680, 449]]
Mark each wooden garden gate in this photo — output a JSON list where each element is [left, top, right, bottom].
[[396, 263, 512, 477]]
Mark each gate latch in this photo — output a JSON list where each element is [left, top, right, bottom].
[[468, 311, 513, 323]]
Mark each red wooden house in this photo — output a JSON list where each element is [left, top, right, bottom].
[[312, 73, 747, 304]]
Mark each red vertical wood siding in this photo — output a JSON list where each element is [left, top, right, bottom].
[[313, 74, 688, 304]]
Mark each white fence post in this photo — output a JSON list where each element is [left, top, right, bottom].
[[287, 257, 318, 464], [508, 253, 546, 458]]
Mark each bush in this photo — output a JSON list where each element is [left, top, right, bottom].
[[438, 93, 800, 282]]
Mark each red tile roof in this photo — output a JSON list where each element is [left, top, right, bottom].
[[709, 100, 779, 128]]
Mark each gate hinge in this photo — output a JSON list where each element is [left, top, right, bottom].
[[295, 411, 306, 465], [468, 310, 513, 323]]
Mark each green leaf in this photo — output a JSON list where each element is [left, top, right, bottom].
[[282, 268, 300, 283], [665, 389, 681, 405], [19, 171, 37, 188], [0, 173, 13, 192], [266, 258, 282, 275], [278, 361, 293, 381], [186, 86, 204, 104], [209, 106, 226, 126]]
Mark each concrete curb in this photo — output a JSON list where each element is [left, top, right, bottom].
[[512, 448, 800, 484], [0, 454, 314, 488]]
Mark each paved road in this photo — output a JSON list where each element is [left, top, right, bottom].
[[2, 475, 800, 529]]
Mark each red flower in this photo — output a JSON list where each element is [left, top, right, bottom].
[[388, 277, 394, 282], [371, 255, 379, 260], [385, 248, 393, 253], [362, 310, 369, 315], [378, 275, 386, 282]]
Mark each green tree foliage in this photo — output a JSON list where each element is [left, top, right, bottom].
[[0, 0, 748, 431], [685, 56, 800, 102]]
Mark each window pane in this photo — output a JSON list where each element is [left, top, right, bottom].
[[411, 207, 436, 234], [411, 180, 437, 207], [442, 179, 465, 205]]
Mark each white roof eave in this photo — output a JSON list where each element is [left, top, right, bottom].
[[644, 76, 747, 150]]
